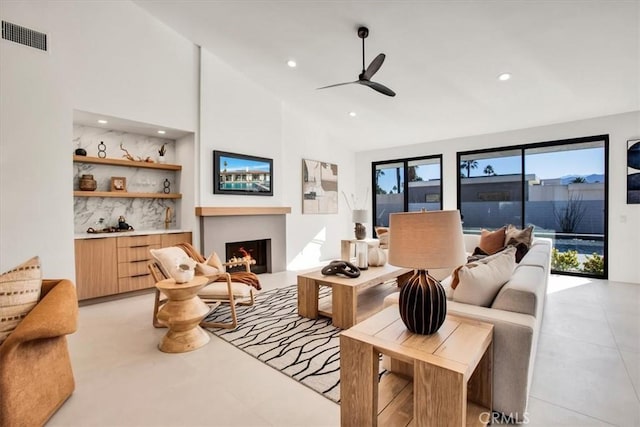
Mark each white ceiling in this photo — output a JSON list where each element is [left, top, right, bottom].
[[134, 0, 639, 151]]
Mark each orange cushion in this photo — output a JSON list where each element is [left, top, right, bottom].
[[479, 227, 506, 254]]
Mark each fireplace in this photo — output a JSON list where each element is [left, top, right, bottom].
[[225, 239, 271, 274]]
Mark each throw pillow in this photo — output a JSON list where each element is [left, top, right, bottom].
[[375, 227, 389, 248], [505, 224, 534, 247], [196, 262, 221, 276], [452, 247, 516, 307], [205, 251, 225, 271], [478, 227, 506, 254], [149, 246, 190, 278], [0, 256, 42, 346]]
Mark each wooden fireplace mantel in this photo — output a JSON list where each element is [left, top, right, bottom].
[[195, 206, 292, 217]]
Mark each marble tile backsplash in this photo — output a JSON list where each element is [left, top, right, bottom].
[[73, 125, 178, 234]]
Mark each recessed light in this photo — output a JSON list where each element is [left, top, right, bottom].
[[498, 73, 512, 81], [97, 119, 108, 124], [287, 59, 297, 68], [157, 130, 166, 135], [349, 111, 357, 117]]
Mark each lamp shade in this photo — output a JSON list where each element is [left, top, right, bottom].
[[388, 210, 466, 270], [352, 209, 368, 223]]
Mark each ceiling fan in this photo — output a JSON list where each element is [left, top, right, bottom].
[[318, 26, 396, 97]]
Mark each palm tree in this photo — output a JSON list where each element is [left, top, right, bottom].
[[483, 165, 495, 176], [375, 169, 386, 194], [571, 176, 586, 183], [460, 160, 478, 177], [408, 166, 423, 182], [392, 185, 398, 194], [223, 160, 228, 173]]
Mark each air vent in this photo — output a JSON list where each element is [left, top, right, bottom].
[[2, 21, 47, 51]]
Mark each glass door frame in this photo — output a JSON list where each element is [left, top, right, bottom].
[[456, 134, 609, 279]]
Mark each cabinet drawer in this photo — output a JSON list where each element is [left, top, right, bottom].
[[117, 234, 161, 248], [118, 261, 151, 278], [119, 274, 155, 293], [117, 244, 160, 262]]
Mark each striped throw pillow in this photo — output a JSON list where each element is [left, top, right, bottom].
[[0, 256, 42, 345]]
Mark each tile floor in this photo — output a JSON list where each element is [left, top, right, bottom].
[[48, 272, 639, 426]]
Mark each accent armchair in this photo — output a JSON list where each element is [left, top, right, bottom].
[[149, 243, 258, 329], [0, 279, 78, 427]]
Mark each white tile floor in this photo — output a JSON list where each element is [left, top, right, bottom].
[[48, 272, 639, 426]]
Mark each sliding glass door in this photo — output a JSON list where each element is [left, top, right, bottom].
[[373, 155, 442, 228], [458, 135, 608, 278]]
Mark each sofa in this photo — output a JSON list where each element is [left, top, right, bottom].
[[384, 234, 551, 422], [0, 279, 79, 427]]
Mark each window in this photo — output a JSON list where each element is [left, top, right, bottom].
[[373, 155, 442, 228], [458, 135, 608, 278]]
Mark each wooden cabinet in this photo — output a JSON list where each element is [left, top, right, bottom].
[[75, 231, 192, 300], [116, 234, 161, 293], [75, 238, 118, 300], [161, 232, 192, 248]]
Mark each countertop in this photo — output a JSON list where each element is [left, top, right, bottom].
[[74, 229, 191, 240]]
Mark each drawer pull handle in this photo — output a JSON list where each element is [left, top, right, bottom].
[[131, 259, 150, 263], [131, 273, 150, 278], [130, 244, 150, 248]]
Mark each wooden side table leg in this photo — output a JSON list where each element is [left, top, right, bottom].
[[332, 284, 356, 329], [468, 341, 493, 413], [297, 277, 319, 319], [415, 360, 466, 427], [340, 334, 378, 427]]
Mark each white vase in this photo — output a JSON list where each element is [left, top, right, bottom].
[[172, 268, 194, 284], [158, 155, 166, 164]]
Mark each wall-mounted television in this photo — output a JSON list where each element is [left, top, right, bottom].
[[213, 150, 273, 196]]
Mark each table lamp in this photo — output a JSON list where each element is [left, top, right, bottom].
[[388, 210, 466, 335], [352, 209, 368, 240]]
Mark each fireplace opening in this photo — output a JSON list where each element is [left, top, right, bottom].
[[225, 239, 271, 274]]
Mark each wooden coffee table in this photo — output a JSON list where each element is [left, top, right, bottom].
[[340, 306, 493, 427], [297, 264, 413, 329], [155, 276, 212, 353]]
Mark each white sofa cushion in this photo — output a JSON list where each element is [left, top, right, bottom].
[[453, 247, 516, 307], [198, 281, 253, 299]]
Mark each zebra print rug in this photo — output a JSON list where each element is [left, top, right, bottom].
[[203, 285, 343, 402]]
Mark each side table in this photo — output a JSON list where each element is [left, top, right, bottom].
[[155, 276, 212, 353], [340, 306, 493, 426]]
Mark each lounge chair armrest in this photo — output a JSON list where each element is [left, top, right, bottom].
[[1, 279, 78, 352]]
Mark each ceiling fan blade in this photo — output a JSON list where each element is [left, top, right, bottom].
[[317, 81, 358, 90], [359, 79, 396, 97], [362, 53, 386, 80]]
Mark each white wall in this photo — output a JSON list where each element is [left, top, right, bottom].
[[356, 111, 640, 284], [199, 50, 356, 268], [0, 1, 198, 277]]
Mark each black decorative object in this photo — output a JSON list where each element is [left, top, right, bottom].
[[98, 141, 107, 158], [320, 260, 360, 278], [398, 270, 447, 334], [75, 148, 87, 156], [163, 179, 171, 194]]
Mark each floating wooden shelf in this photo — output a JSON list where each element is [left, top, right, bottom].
[[74, 191, 181, 199], [73, 155, 181, 171], [195, 206, 292, 216]]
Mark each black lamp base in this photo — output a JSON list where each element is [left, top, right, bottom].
[[398, 270, 447, 335]]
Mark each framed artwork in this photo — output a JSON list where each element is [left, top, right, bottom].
[[213, 150, 273, 196], [628, 139, 640, 204], [302, 159, 338, 214], [110, 176, 127, 192]]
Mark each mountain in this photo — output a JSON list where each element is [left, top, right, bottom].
[[560, 174, 605, 184]]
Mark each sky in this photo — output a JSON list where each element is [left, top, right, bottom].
[[376, 147, 605, 193], [219, 155, 270, 172]]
